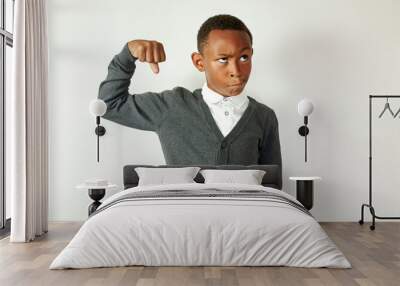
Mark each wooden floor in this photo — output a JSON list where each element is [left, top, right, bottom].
[[0, 222, 399, 286]]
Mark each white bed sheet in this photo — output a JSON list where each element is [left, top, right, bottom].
[[50, 183, 351, 269]]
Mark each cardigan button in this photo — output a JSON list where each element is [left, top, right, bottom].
[[221, 141, 227, 149]]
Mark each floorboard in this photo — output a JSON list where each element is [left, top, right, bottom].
[[0, 222, 399, 286]]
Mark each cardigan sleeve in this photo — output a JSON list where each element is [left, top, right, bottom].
[[98, 43, 174, 131], [259, 110, 282, 188]]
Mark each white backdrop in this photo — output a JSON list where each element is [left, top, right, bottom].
[[47, 0, 400, 221]]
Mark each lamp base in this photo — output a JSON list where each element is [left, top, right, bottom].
[[95, 126, 106, 136], [298, 126, 309, 136]]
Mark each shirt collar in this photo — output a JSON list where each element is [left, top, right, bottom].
[[202, 82, 248, 107]]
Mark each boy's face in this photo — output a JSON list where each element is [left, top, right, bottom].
[[191, 29, 253, 97]]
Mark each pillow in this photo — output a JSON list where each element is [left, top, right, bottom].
[[200, 169, 266, 185], [135, 167, 201, 186]]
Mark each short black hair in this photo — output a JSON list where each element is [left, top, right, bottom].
[[197, 14, 253, 54]]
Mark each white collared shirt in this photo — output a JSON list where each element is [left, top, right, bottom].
[[201, 82, 249, 137]]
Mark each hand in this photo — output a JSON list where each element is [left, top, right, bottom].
[[127, 39, 166, 74]]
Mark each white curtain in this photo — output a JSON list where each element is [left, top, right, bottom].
[[8, 0, 49, 242]]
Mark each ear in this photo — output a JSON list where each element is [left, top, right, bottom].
[[251, 47, 254, 55], [191, 52, 205, 72]]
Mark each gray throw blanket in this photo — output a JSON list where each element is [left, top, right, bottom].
[[90, 189, 312, 218]]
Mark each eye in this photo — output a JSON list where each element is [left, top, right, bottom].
[[240, 55, 249, 62], [217, 58, 228, 63]]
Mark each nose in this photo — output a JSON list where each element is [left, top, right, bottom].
[[229, 61, 241, 78]]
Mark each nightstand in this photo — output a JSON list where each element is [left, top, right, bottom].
[[76, 182, 117, 216], [289, 177, 322, 210]]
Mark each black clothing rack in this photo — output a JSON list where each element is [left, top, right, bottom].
[[359, 95, 400, 230]]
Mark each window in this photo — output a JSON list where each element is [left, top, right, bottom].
[[0, 0, 14, 236]]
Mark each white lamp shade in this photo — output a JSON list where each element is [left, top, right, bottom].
[[89, 99, 107, 116], [297, 99, 314, 116]]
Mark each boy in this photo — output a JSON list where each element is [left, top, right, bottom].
[[98, 14, 282, 170]]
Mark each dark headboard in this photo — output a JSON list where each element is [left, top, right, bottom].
[[123, 164, 282, 190]]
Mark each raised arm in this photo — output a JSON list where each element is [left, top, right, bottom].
[[98, 40, 174, 131]]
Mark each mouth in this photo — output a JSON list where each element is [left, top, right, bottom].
[[229, 82, 245, 87]]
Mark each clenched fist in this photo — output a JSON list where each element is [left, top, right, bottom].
[[127, 40, 166, 74]]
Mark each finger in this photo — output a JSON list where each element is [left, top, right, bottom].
[[149, 63, 159, 74], [138, 51, 146, 62], [153, 45, 161, 63], [160, 44, 166, 62], [146, 43, 154, 63], [136, 45, 146, 62], [138, 52, 146, 62]]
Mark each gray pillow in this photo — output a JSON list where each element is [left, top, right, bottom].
[[135, 167, 201, 186], [200, 169, 266, 185]]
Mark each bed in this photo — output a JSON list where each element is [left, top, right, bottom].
[[49, 164, 351, 269]]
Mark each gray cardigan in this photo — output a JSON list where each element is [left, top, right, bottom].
[[98, 44, 282, 169]]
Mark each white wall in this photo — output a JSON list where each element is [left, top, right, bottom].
[[47, 0, 400, 221]]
